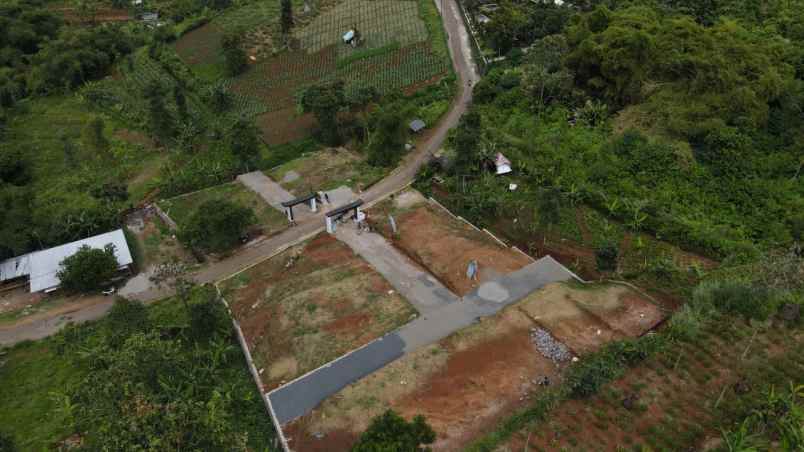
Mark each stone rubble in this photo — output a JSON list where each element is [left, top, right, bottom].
[[529, 327, 572, 364]]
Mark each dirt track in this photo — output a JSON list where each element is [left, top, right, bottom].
[[0, 0, 478, 346]]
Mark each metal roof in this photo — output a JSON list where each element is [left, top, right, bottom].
[[27, 229, 133, 293], [409, 119, 426, 132], [0, 253, 31, 282]]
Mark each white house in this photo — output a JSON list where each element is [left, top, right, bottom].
[[0, 229, 134, 293]]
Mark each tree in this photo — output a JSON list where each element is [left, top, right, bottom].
[[178, 199, 256, 253], [207, 83, 233, 113], [300, 81, 347, 145], [61, 135, 78, 168], [57, 244, 119, 293], [537, 187, 562, 233], [452, 109, 483, 174], [352, 410, 435, 452], [595, 241, 619, 272], [173, 86, 188, 122], [143, 81, 174, 143], [105, 297, 151, 348], [221, 32, 247, 76], [367, 104, 411, 167], [228, 118, 261, 170], [280, 0, 293, 34], [0, 431, 16, 452], [81, 116, 109, 156], [188, 285, 231, 342]]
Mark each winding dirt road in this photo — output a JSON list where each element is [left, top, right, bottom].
[[0, 0, 478, 346]]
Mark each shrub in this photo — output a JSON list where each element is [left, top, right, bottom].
[[188, 285, 231, 342], [693, 281, 780, 321], [105, 297, 151, 348], [595, 241, 619, 272], [352, 410, 435, 451], [0, 432, 16, 452], [56, 244, 119, 293]]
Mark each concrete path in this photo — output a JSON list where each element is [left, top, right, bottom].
[[267, 256, 577, 425], [336, 226, 457, 315]]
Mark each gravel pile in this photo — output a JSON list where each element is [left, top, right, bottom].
[[530, 327, 572, 364]]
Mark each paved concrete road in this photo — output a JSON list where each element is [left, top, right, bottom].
[[237, 172, 296, 211], [336, 226, 458, 315], [0, 0, 476, 346], [267, 256, 577, 425]]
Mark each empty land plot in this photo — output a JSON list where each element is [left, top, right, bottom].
[[220, 233, 416, 390], [519, 282, 664, 355], [266, 147, 386, 194], [285, 281, 658, 450], [370, 194, 532, 296], [158, 181, 287, 235]]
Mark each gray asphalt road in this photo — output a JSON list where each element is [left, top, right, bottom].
[[268, 333, 406, 424], [267, 256, 577, 425]]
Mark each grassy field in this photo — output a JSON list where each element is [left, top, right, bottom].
[[0, 340, 83, 450], [3, 94, 165, 205], [158, 181, 287, 233], [267, 147, 387, 194], [220, 233, 416, 390]]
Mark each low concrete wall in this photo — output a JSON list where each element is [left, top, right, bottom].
[[151, 203, 177, 231], [216, 285, 291, 452]]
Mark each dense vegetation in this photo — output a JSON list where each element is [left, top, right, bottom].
[[352, 410, 436, 451], [436, 0, 804, 262], [0, 288, 276, 450], [178, 198, 256, 253]]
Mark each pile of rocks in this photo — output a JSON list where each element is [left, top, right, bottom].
[[530, 327, 572, 364]]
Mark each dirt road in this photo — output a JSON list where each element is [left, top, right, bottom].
[[0, 0, 478, 346]]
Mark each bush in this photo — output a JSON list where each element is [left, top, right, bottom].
[[0, 432, 16, 452], [595, 241, 619, 272], [105, 297, 151, 348], [352, 410, 435, 451], [693, 281, 780, 321], [188, 285, 231, 342], [178, 199, 256, 253], [56, 244, 120, 293]]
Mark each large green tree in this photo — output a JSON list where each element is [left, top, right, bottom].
[[178, 199, 256, 253], [300, 81, 347, 145], [221, 32, 247, 76], [57, 244, 120, 293], [367, 104, 411, 167]]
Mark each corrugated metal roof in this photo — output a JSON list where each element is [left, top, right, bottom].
[[0, 253, 31, 282], [28, 229, 133, 292], [409, 119, 426, 132]]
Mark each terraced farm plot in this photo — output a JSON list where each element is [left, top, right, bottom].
[[285, 282, 664, 451], [176, 0, 450, 141], [369, 193, 532, 296], [220, 233, 416, 391], [267, 147, 386, 194], [158, 181, 287, 235], [499, 321, 804, 451]]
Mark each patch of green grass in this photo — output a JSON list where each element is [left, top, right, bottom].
[[159, 181, 287, 233], [0, 340, 85, 450]]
